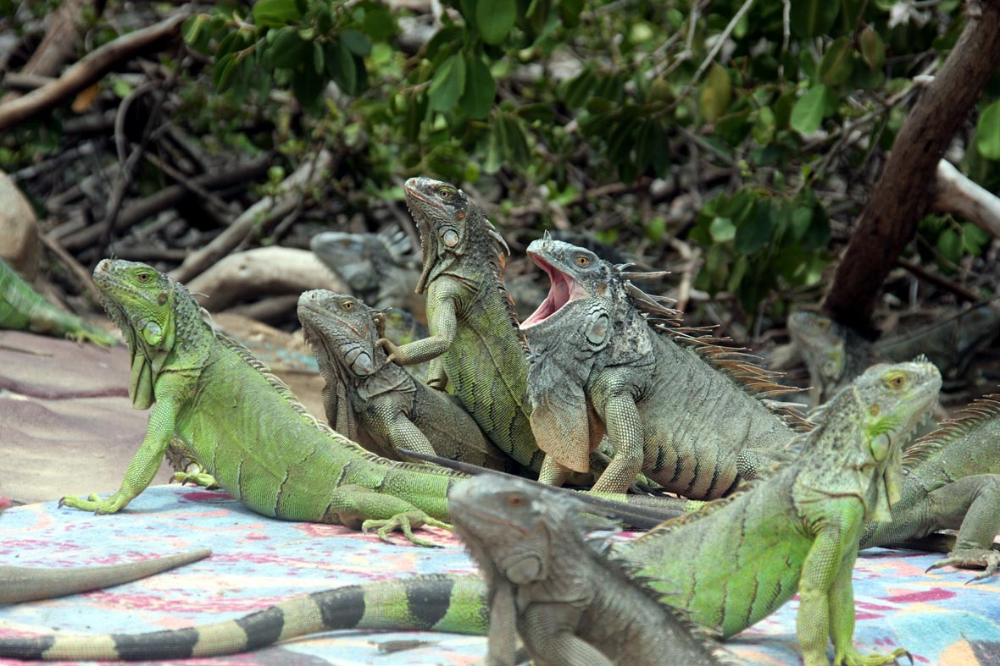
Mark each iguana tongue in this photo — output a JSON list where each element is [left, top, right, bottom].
[[521, 258, 582, 328]]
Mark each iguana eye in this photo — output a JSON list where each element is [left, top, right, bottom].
[[507, 495, 525, 507], [576, 255, 590, 267], [890, 375, 905, 388], [438, 187, 455, 200], [818, 319, 830, 330], [137, 272, 151, 282], [342, 301, 354, 311]]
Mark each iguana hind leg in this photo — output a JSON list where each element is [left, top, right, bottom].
[[327, 485, 450, 548], [923, 474, 1000, 581]]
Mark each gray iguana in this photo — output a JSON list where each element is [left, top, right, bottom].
[[450, 475, 725, 666], [0, 361, 940, 666], [519, 237, 801, 495], [297, 288, 519, 471]]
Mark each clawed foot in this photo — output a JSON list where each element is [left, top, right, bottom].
[[59, 493, 127, 514], [362, 511, 452, 547], [926, 548, 1000, 583], [172, 471, 220, 489], [836, 646, 911, 666], [376, 337, 400, 365]]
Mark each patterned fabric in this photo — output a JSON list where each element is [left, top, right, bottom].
[[2, 485, 999, 665]]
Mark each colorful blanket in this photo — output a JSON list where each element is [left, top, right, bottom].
[[1, 485, 999, 665]]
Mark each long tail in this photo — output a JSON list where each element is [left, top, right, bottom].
[[0, 574, 488, 661], [0, 549, 211, 604]]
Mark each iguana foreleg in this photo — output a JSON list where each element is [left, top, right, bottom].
[[590, 373, 645, 494], [521, 604, 615, 666], [486, 579, 518, 666], [379, 281, 461, 391], [923, 474, 1000, 580]]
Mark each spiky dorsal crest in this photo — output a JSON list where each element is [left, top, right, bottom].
[[619, 276, 811, 431], [213, 332, 461, 477], [902, 394, 1000, 470]]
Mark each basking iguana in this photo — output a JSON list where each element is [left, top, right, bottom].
[[0, 257, 116, 346], [59, 259, 464, 546], [375, 178, 549, 475], [311, 230, 426, 321], [449, 475, 725, 666], [297, 288, 519, 471], [519, 237, 800, 494], [789, 307, 1000, 405], [0, 361, 939, 665], [860, 394, 1000, 580]]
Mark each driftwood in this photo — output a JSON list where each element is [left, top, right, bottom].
[[823, 0, 1000, 334], [186, 247, 346, 312], [933, 159, 1000, 237], [0, 10, 189, 132]]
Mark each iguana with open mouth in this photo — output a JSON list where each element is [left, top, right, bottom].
[[297, 288, 519, 471], [519, 237, 804, 495], [789, 307, 1000, 406], [0, 257, 116, 346], [0, 361, 939, 665]]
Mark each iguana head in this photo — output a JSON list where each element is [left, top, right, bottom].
[[93, 259, 205, 410], [812, 359, 940, 522], [403, 177, 509, 294], [310, 231, 407, 298], [520, 237, 609, 329], [449, 476, 595, 585], [788, 310, 846, 383], [297, 290, 381, 378]]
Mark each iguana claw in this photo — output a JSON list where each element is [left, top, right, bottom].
[[59, 493, 128, 515], [172, 471, 220, 489], [925, 548, 1000, 583], [362, 511, 451, 548], [376, 337, 399, 365], [835, 646, 911, 666]]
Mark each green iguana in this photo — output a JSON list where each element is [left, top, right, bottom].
[[311, 230, 426, 321], [59, 259, 464, 546], [297, 288, 519, 471], [860, 394, 1000, 580], [0, 361, 939, 665], [0, 257, 116, 346], [375, 178, 549, 475], [449, 475, 725, 666], [519, 237, 800, 494], [789, 307, 1000, 405]]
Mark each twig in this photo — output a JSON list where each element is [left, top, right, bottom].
[[0, 10, 190, 132], [897, 257, 980, 302], [37, 229, 102, 303], [933, 159, 1000, 237]]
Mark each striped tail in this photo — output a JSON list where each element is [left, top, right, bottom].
[[0, 575, 488, 661]]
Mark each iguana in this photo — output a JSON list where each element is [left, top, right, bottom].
[[789, 307, 1000, 405], [0, 361, 939, 665], [297, 288, 519, 471], [58, 259, 465, 546], [311, 230, 426, 321], [519, 237, 800, 494], [449, 475, 725, 666], [375, 178, 549, 475], [0, 257, 116, 346], [860, 393, 1000, 580]]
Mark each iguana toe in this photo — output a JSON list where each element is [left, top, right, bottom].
[[362, 512, 450, 548], [926, 548, 1000, 582], [837, 646, 911, 666], [172, 471, 220, 489]]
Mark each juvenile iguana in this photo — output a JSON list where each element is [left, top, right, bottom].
[[311, 230, 426, 321], [375, 178, 548, 474], [789, 307, 1000, 405], [449, 475, 725, 666], [58, 259, 465, 545], [519, 238, 800, 495], [0, 258, 116, 346], [0, 361, 939, 665], [297, 289, 519, 471]]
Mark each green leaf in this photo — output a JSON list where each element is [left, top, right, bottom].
[[790, 0, 840, 37], [182, 14, 208, 46], [936, 228, 961, 266], [253, 0, 302, 27], [459, 56, 496, 119], [341, 29, 371, 56], [477, 0, 517, 45], [710, 217, 736, 243], [790, 84, 832, 135], [497, 113, 530, 169], [818, 37, 854, 86], [212, 54, 237, 91], [753, 106, 776, 145], [735, 200, 773, 254], [312, 42, 324, 74], [362, 6, 397, 41], [699, 63, 731, 124], [858, 27, 886, 70], [976, 100, 1000, 160], [961, 222, 990, 255], [271, 29, 309, 69], [325, 39, 358, 94], [429, 54, 466, 112]]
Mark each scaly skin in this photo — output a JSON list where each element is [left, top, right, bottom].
[[59, 260, 466, 546], [861, 394, 1000, 580], [789, 307, 1000, 405], [0, 258, 116, 346], [376, 178, 546, 472], [520, 238, 797, 495], [0, 362, 939, 665], [297, 289, 519, 472], [450, 475, 723, 666]]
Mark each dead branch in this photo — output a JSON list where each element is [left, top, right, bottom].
[[170, 149, 334, 284], [822, 0, 1000, 335], [186, 247, 346, 311], [933, 159, 1000, 237], [0, 10, 190, 133], [896, 257, 981, 303]]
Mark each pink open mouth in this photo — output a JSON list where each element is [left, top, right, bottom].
[[520, 254, 591, 329]]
